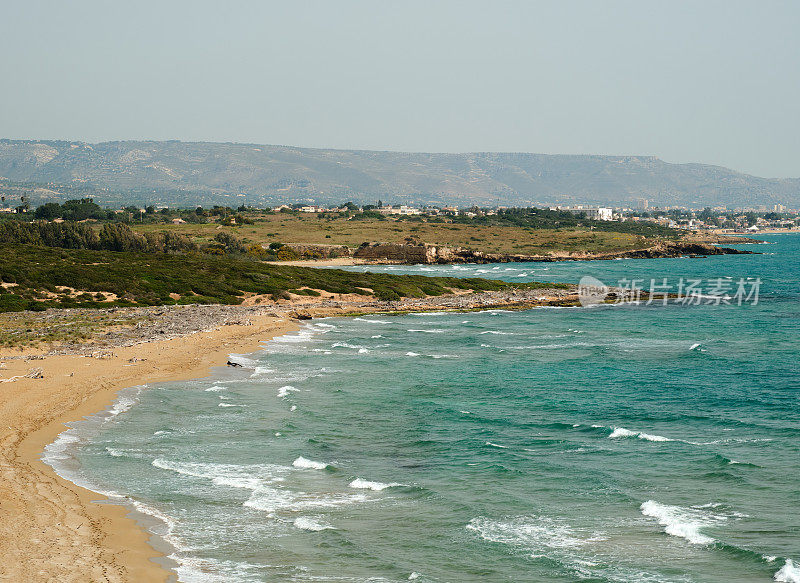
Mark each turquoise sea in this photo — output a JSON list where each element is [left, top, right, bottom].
[[46, 234, 799, 583]]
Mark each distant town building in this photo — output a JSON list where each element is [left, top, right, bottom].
[[552, 206, 614, 221], [378, 205, 421, 216]]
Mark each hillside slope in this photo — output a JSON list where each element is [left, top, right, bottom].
[[1, 139, 797, 207]]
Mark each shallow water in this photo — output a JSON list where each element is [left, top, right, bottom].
[[48, 235, 800, 582]]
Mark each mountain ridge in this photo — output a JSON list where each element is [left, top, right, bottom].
[[1, 139, 798, 208]]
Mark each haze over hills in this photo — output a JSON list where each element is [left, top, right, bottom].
[[1, 139, 798, 209]]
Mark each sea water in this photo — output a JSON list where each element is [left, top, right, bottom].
[[46, 234, 800, 582]]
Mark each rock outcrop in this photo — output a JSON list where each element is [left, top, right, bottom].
[[351, 241, 753, 265], [284, 244, 351, 259], [353, 242, 457, 263]]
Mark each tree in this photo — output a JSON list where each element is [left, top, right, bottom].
[[35, 202, 63, 220], [62, 198, 105, 221]]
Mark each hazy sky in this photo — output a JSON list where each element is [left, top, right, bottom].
[[2, 1, 799, 177]]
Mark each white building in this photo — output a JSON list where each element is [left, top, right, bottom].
[[553, 206, 614, 221], [378, 205, 421, 216]]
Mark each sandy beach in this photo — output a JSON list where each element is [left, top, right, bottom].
[[0, 310, 297, 582], [269, 257, 375, 267]]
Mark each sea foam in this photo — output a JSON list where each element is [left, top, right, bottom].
[[348, 478, 402, 491], [152, 458, 286, 490], [293, 516, 335, 531], [467, 515, 583, 550], [292, 456, 328, 470], [609, 426, 674, 442], [277, 385, 299, 398], [640, 500, 722, 545], [244, 488, 366, 514], [775, 559, 800, 583]]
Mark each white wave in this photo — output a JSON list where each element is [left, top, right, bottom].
[[108, 389, 142, 417], [358, 348, 369, 354], [348, 478, 402, 491], [429, 354, 458, 359], [292, 456, 328, 470], [122, 496, 204, 575], [355, 317, 392, 324], [172, 556, 266, 583], [485, 441, 509, 449], [277, 385, 299, 398], [313, 322, 336, 329], [251, 366, 274, 376], [272, 329, 317, 343], [406, 352, 420, 357], [640, 500, 722, 545], [244, 488, 365, 514], [152, 458, 286, 489], [218, 402, 243, 408], [293, 516, 335, 531], [775, 560, 800, 583], [638, 432, 673, 442], [467, 515, 583, 551], [479, 330, 513, 335], [609, 426, 674, 442], [331, 342, 366, 349], [690, 343, 701, 350], [290, 405, 297, 412], [371, 334, 383, 338], [608, 427, 637, 438], [43, 387, 144, 484], [43, 431, 82, 463], [204, 385, 226, 392], [407, 329, 445, 333]]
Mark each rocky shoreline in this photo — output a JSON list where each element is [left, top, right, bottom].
[[350, 240, 755, 264], [0, 288, 579, 359]]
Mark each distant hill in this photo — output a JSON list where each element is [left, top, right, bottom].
[[1, 139, 798, 208]]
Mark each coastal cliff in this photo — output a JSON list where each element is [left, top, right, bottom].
[[352, 241, 754, 265]]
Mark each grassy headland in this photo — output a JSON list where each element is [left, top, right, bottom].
[[0, 243, 566, 314], [131, 210, 676, 256]]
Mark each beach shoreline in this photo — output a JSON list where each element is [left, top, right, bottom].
[[0, 310, 298, 582], [0, 288, 578, 582]]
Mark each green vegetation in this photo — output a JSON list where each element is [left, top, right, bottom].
[[130, 213, 662, 256], [0, 220, 198, 253], [0, 245, 565, 312], [0, 311, 145, 348], [452, 208, 679, 238]]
